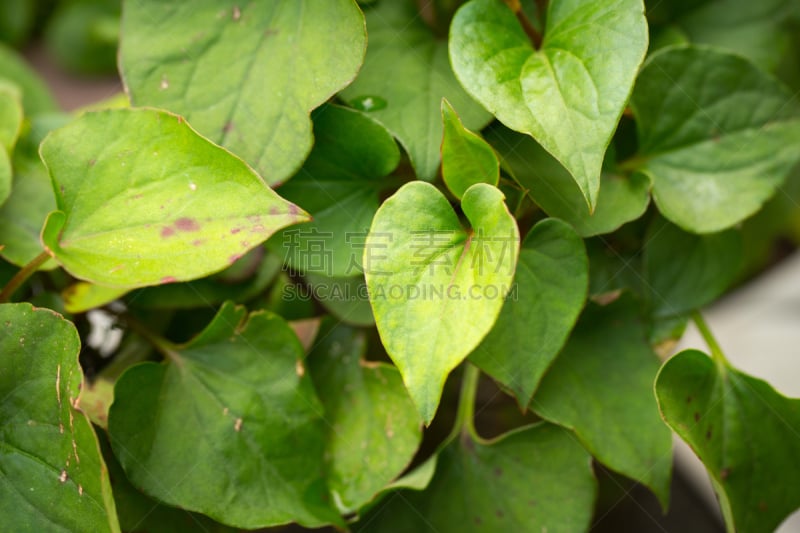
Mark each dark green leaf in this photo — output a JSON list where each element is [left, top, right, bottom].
[[271, 103, 400, 277], [450, 0, 648, 208], [120, 0, 366, 185], [366, 182, 519, 423], [0, 302, 119, 532], [484, 124, 652, 236], [308, 319, 422, 513], [340, 0, 492, 180], [40, 108, 308, 288], [631, 46, 800, 233], [643, 216, 742, 317], [470, 219, 587, 405], [356, 423, 596, 532], [108, 302, 341, 529], [532, 296, 673, 507], [656, 349, 800, 533], [305, 271, 375, 327]]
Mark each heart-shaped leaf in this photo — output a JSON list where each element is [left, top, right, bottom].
[[469, 219, 587, 406], [484, 124, 652, 237], [441, 99, 499, 199], [356, 423, 596, 532], [39, 108, 308, 288], [630, 46, 800, 233], [108, 302, 341, 529], [340, 0, 492, 181], [120, 0, 366, 186], [656, 349, 800, 533], [307, 319, 422, 513], [365, 181, 519, 423], [450, 0, 648, 209], [270, 103, 400, 277], [0, 302, 119, 532], [532, 296, 673, 507]]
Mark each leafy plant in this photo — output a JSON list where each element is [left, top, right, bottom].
[[1, 0, 800, 531]]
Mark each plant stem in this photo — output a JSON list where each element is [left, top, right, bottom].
[[455, 363, 480, 438], [123, 314, 182, 366], [504, 0, 543, 49], [691, 311, 730, 369], [0, 251, 51, 303]]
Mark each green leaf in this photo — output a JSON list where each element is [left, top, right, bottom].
[[356, 423, 596, 532], [656, 350, 800, 533], [0, 82, 22, 153], [441, 99, 499, 199], [97, 432, 235, 533], [271, 103, 400, 277], [643, 216, 742, 317], [678, 0, 797, 71], [366, 182, 519, 423], [39, 108, 308, 288], [305, 271, 375, 326], [0, 114, 64, 269], [120, 0, 366, 186], [532, 296, 673, 507], [630, 46, 800, 233], [307, 319, 422, 513], [469, 219, 587, 405], [340, 0, 492, 180], [484, 124, 652, 237], [108, 302, 341, 529], [450, 0, 648, 209], [0, 302, 119, 532], [0, 42, 58, 115], [44, 1, 120, 75]]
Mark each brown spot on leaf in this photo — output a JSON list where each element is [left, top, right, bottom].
[[706, 427, 712, 440], [720, 468, 730, 480], [251, 224, 265, 233], [694, 412, 701, 422], [88, 159, 96, 166], [161, 276, 177, 284], [234, 418, 243, 432], [161, 226, 175, 238], [493, 467, 502, 477], [175, 217, 200, 231], [495, 510, 504, 519], [686, 396, 692, 404], [295, 360, 305, 377], [59, 470, 68, 483], [223, 121, 234, 133], [759, 501, 768, 512], [232, 5, 241, 20], [240, 241, 250, 248], [288, 204, 300, 216], [474, 516, 482, 526], [192, 239, 204, 246], [228, 254, 241, 264], [230, 228, 241, 234]]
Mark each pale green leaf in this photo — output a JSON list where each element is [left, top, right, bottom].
[[0, 302, 119, 532], [450, 0, 648, 208], [366, 181, 519, 423], [120, 0, 366, 185], [39, 108, 308, 288], [441, 99, 499, 199]]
